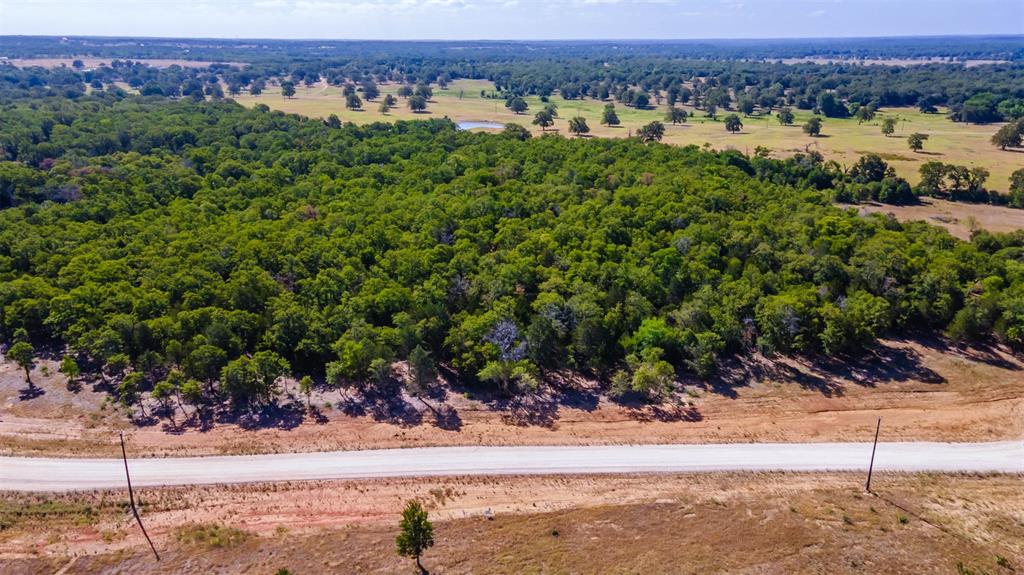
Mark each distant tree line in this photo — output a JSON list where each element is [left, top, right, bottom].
[[3, 40, 1024, 128]]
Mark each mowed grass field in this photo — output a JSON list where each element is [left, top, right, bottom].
[[235, 79, 1022, 190]]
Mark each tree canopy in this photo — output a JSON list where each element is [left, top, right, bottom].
[[4, 95, 1024, 416]]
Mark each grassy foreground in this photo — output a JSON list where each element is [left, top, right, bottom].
[[235, 79, 1020, 190]]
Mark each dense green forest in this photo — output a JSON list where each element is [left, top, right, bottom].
[[4, 93, 1024, 412]]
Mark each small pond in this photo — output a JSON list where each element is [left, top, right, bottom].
[[456, 121, 505, 130]]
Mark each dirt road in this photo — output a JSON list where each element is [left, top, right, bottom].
[[3, 441, 1020, 491]]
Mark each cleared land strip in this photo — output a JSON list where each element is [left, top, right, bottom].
[[2, 441, 1020, 492]]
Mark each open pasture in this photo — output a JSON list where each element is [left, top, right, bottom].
[[235, 79, 1022, 190]]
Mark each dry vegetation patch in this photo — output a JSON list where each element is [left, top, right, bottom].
[[1, 473, 1020, 574], [849, 198, 1024, 240]]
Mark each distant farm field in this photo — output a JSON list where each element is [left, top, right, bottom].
[[235, 79, 1022, 190]]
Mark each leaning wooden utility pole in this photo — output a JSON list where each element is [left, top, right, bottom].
[[865, 417, 881, 493], [120, 432, 160, 561]]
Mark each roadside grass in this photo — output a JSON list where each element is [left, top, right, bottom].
[[235, 79, 1020, 189], [11, 473, 1018, 575], [174, 523, 252, 550]]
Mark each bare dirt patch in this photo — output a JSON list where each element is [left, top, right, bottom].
[[2, 337, 1022, 458], [1, 473, 1020, 574], [849, 198, 1024, 240]]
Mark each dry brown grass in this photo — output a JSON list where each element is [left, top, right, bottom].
[[2, 472, 1020, 574], [849, 198, 1024, 240]]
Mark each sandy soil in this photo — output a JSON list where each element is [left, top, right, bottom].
[[2, 337, 1022, 459], [1, 472, 1020, 574], [849, 198, 1024, 240]]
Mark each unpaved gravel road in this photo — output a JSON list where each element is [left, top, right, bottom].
[[2, 441, 1020, 492]]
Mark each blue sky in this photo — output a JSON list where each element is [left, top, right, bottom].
[[1, 0, 1022, 40]]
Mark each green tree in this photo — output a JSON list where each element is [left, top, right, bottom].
[[777, 107, 795, 125], [1009, 168, 1024, 207], [991, 120, 1023, 150], [298, 375, 314, 410], [665, 106, 687, 125], [918, 161, 949, 196], [397, 85, 413, 98], [105, 353, 130, 381], [819, 291, 891, 354], [414, 84, 433, 100], [59, 355, 80, 386], [881, 117, 898, 137], [502, 123, 532, 140], [361, 80, 380, 100], [7, 341, 35, 383], [151, 378, 178, 425], [281, 81, 296, 98], [532, 109, 554, 131], [638, 121, 665, 142], [478, 359, 537, 394], [180, 379, 205, 417], [803, 116, 823, 137], [724, 114, 743, 133], [907, 132, 929, 152], [406, 345, 436, 396], [345, 93, 362, 110], [601, 103, 620, 126], [816, 92, 849, 118], [568, 116, 590, 137], [119, 372, 146, 418], [611, 347, 674, 401], [849, 153, 894, 184], [185, 345, 228, 384], [369, 357, 393, 387], [505, 96, 528, 114], [855, 104, 876, 124], [396, 500, 434, 574], [878, 177, 915, 205], [408, 95, 428, 113], [221, 351, 290, 410], [379, 94, 397, 114]]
